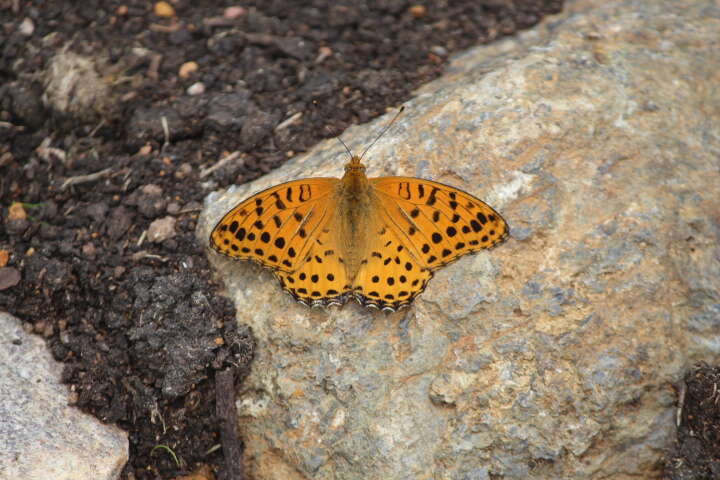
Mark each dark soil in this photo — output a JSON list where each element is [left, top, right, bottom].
[[0, 1, 568, 479], [665, 364, 720, 479]]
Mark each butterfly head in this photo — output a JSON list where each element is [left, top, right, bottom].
[[344, 155, 366, 174]]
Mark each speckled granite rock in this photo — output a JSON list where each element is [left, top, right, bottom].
[[200, 0, 720, 478], [0, 312, 128, 480]]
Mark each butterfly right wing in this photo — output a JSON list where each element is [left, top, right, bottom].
[[210, 178, 339, 273], [349, 211, 434, 311]]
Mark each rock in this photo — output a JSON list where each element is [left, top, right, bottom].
[[147, 216, 176, 243], [273, 36, 313, 61], [240, 109, 278, 149], [199, 0, 720, 478], [0, 267, 20, 290], [187, 81, 206, 96], [7, 202, 26, 220], [0, 312, 128, 479], [179, 60, 199, 78], [107, 206, 133, 240], [5, 81, 46, 129], [204, 91, 256, 132], [127, 104, 184, 146], [42, 51, 113, 121], [18, 17, 34, 36], [154, 1, 175, 18], [135, 184, 168, 218]]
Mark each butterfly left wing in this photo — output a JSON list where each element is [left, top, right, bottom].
[[370, 177, 509, 271], [273, 220, 352, 307], [350, 212, 434, 311]]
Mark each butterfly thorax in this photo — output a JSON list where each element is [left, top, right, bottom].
[[336, 156, 375, 279]]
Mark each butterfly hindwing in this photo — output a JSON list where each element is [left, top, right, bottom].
[[210, 178, 339, 272], [370, 177, 509, 271], [351, 215, 433, 311], [274, 222, 351, 307]]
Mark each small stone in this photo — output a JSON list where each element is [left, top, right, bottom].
[[408, 5, 426, 18], [5, 219, 29, 236], [147, 216, 177, 243], [179, 61, 199, 78], [138, 144, 153, 156], [166, 202, 181, 215], [43, 323, 54, 338], [224, 6, 245, 19], [82, 243, 97, 259], [187, 81, 205, 95], [175, 163, 192, 179], [116, 5, 128, 15], [430, 45, 448, 57], [141, 184, 163, 196], [315, 46, 333, 63], [0, 250, 9, 268], [19, 17, 34, 36], [0, 152, 13, 167], [154, 1, 175, 17], [0, 267, 20, 291], [8, 202, 27, 220]]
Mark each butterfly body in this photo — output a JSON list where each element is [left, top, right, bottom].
[[210, 155, 508, 312]]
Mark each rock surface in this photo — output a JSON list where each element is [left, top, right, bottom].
[[200, 0, 720, 478], [0, 312, 128, 480]]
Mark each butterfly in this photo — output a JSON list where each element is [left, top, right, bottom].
[[210, 117, 509, 312]]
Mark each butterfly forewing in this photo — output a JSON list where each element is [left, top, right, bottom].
[[370, 177, 509, 271], [210, 178, 339, 273]]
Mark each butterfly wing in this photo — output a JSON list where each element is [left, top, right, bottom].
[[370, 177, 509, 271], [350, 212, 434, 311], [273, 222, 351, 307]]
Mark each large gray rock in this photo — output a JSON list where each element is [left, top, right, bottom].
[[0, 312, 128, 479], [199, 0, 720, 478]]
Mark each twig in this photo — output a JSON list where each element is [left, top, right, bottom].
[[274, 111, 302, 132], [60, 168, 112, 190], [676, 380, 686, 427], [216, 368, 244, 480], [177, 206, 203, 214], [161, 115, 170, 152], [200, 151, 242, 178]]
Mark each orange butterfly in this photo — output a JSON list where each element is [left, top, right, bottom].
[[210, 114, 509, 311]]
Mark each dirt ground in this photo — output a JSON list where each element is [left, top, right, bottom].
[[2, 1, 710, 479]]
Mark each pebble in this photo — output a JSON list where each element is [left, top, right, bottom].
[[179, 61, 199, 78], [409, 5, 426, 19], [138, 144, 153, 156], [154, 1, 176, 17], [82, 243, 97, 259], [147, 216, 177, 243], [175, 162, 192, 179], [0, 267, 21, 291], [430, 45, 448, 57], [224, 6, 246, 19], [187, 81, 205, 95], [0, 251, 9, 268], [19, 17, 34, 36], [8, 202, 27, 221], [141, 184, 163, 196], [166, 202, 181, 215]]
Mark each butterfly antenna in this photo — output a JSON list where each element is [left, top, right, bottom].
[[336, 136, 354, 160], [360, 106, 405, 160]]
